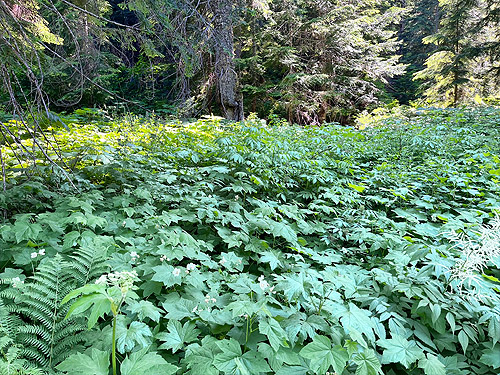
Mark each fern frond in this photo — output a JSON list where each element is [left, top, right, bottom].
[[9, 255, 82, 369], [4, 248, 109, 370], [68, 243, 109, 284], [0, 300, 45, 375], [0, 348, 45, 375], [0, 298, 19, 339]]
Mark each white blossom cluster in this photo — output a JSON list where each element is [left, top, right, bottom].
[[448, 215, 500, 300], [95, 270, 139, 297]]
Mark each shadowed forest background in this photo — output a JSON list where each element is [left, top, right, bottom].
[[1, 0, 499, 125]]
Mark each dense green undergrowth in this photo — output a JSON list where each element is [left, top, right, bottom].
[[1, 107, 500, 375]]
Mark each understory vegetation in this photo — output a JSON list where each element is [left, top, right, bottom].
[[1, 106, 500, 375]]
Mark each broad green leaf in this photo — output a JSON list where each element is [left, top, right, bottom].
[[152, 264, 183, 287], [62, 285, 110, 329], [61, 284, 105, 305], [260, 251, 283, 271], [430, 304, 441, 324], [214, 338, 271, 375], [184, 337, 221, 375], [128, 300, 162, 322], [116, 321, 153, 353], [275, 365, 308, 375], [56, 348, 109, 375], [157, 320, 200, 353], [418, 354, 446, 375], [258, 318, 288, 352], [121, 348, 178, 375], [12, 220, 42, 243], [480, 345, 500, 369], [271, 221, 298, 243], [278, 272, 308, 301], [446, 312, 455, 334], [299, 335, 348, 374], [340, 303, 375, 343], [378, 335, 424, 368], [354, 349, 382, 375], [489, 318, 500, 346], [345, 340, 359, 357]]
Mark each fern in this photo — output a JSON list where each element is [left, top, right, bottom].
[[11, 255, 84, 368], [68, 242, 109, 285], [0, 248, 109, 370], [0, 294, 19, 338], [0, 300, 44, 375]]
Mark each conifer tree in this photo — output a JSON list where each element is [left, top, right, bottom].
[[414, 0, 479, 105]]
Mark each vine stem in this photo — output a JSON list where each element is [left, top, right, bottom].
[[112, 315, 117, 375]]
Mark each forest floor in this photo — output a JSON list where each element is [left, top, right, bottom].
[[1, 106, 500, 375]]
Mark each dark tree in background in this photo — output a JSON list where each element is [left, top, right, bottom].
[[211, 0, 243, 121], [414, 0, 500, 105], [391, 0, 441, 104], [0, 0, 499, 124]]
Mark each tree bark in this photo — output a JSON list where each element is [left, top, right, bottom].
[[211, 0, 243, 121]]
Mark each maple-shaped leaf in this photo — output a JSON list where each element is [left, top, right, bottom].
[[157, 320, 200, 353], [299, 335, 349, 374], [378, 335, 424, 368]]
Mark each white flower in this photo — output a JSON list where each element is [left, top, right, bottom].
[[211, 298, 216, 303], [258, 275, 269, 291], [186, 263, 197, 271], [38, 249, 45, 256], [172, 268, 181, 277], [130, 251, 139, 259], [31, 252, 38, 259], [12, 277, 23, 287], [259, 279, 269, 291], [95, 275, 108, 285]]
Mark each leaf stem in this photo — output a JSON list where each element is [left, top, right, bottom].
[[112, 314, 117, 375]]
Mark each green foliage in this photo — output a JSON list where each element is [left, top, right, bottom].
[[0, 247, 109, 372], [414, 0, 500, 105], [237, 0, 406, 123], [1, 107, 500, 374], [56, 348, 110, 375], [8, 256, 85, 368]]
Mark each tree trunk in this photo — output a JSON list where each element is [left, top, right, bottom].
[[211, 0, 243, 121]]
